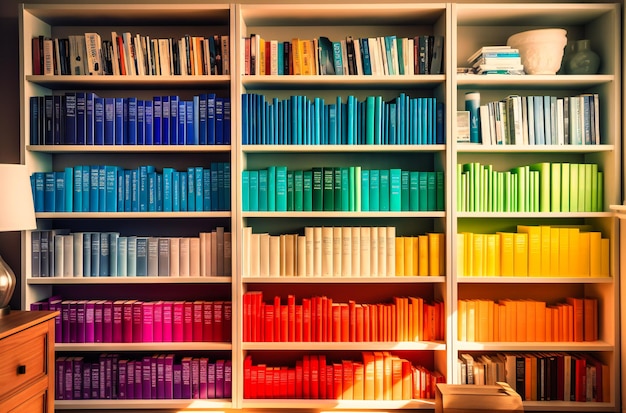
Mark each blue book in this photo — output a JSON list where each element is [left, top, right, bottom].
[[153, 96, 162, 145], [82, 232, 91, 277], [180, 171, 187, 211], [64, 168, 73, 212], [199, 94, 207, 145], [51, 171, 63, 212], [62, 92, 76, 145], [114, 97, 124, 145], [360, 38, 372, 75], [81, 165, 90, 212], [144, 100, 153, 145], [241, 170, 249, 211], [210, 163, 219, 211], [85, 93, 96, 145], [172, 171, 180, 212], [543, 95, 552, 145], [267, 166, 276, 212], [241, 94, 249, 145], [75, 92, 86, 144], [223, 162, 231, 211], [98, 165, 106, 212], [105, 165, 118, 212], [215, 97, 224, 144], [139, 165, 155, 212], [332, 41, 343, 75], [33, 172, 45, 212], [117, 168, 124, 212], [136, 99, 145, 145], [89, 166, 99, 212], [186, 100, 196, 144], [91, 233, 100, 276], [169, 96, 179, 145], [130, 168, 139, 212], [123, 170, 131, 212], [195, 167, 203, 211], [148, 171, 157, 212], [161, 96, 170, 145], [193, 96, 200, 145], [94, 97, 105, 145], [186, 167, 195, 212], [126, 97, 137, 145], [126, 236, 137, 277], [73, 166, 82, 212], [162, 167, 174, 212], [135, 237, 148, 276], [99, 233, 110, 277], [207, 93, 216, 144], [103, 98, 115, 145], [369, 169, 380, 211], [203, 169, 212, 211], [178, 100, 186, 145], [248, 170, 259, 211]]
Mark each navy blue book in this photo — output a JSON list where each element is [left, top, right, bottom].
[[153, 96, 162, 145], [223, 98, 231, 145], [199, 94, 207, 145], [136, 99, 145, 145], [126, 97, 137, 145], [52, 95, 64, 145], [193, 95, 200, 145], [161, 96, 170, 145], [103, 98, 115, 145], [177, 100, 186, 145], [44, 95, 54, 145], [169, 95, 179, 145], [207, 93, 216, 145], [64, 93, 77, 144], [241, 94, 248, 145], [114, 97, 124, 145], [85, 93, 97, 145], [75, 92, 86, 145], [185, 100, 195, 145], [215, 98, 224, 145], [144, 100, 153, 145], [29, 96, 40, 145]]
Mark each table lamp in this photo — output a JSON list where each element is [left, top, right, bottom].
[[0, 164, 37, 316]]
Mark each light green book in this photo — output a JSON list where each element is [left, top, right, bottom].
[[389, 168, 402, 211], [456, 164, 462, 211], [569, 164, 579, 212], [550, 163, 561, 212], [591, 164, 598, 211], [584, 163, 593, 211], [560, 162, 570, 212], [577, 163, 585, 211], [597, 171, 603, 211]]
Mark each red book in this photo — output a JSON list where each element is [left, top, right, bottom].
[[333, 363, 343, 400], [574, 356, 587, 402], [265, 366, 274, 399], [310, 355, 319, 399], [193, 301, 204, 342], [319, 355, 327, 399], [295, 305, 303, 342], [273, 296, 281, 342], [315, 296, 324, 341], [243, 293, 251, 342], [287, 295, 296, 342], [213, 301, 224, 342], [264, 303, 274, 342], [252, 292, 263, 342], [162, 301, 173, 342], [295, 360, 303, 399], [287, 368, 296, 398], [257, 364, 266, 398], [302, 298, 312, 341], [326, 364, 334, 399], [265, 40, 271, 75], [203, 301, 214, 342], [32, 37, 42, 75], [243, 356, 252, 399], [223, 301, 232, 342], [363, 304, 370, 341], [341, 304, 349, 342], [349, 300, 357, 342], [356, 304, 364, 342], [280, 305, 288, 342], [324, 297, 333, 342], [272, 366, 281, 399], [310, 297, 318, 341], [302, 355, 310, 398], [332, 304, 341, 342], [250, 365, 258, 399], [172, 301, 184, 342], [140, 301, 152, 342], [152, 300, 163, 342], [280, 367, 288, 398]]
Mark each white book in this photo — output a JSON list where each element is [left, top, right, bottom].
[[204, 231, 212, 277], [386, 227, 396, 276], [259, 233, 270, 277], [179, 237, 190, 277], [321, 226, 333, 277], [360, 227, 371, 277], [151, 38, 161, 75], [527, 96, 535, 145], [147, 237, 159, 277], [68, 35, 88, 75], [402, 37, 410, 75], [556, 98, 565, 145], [269, 235, 280, 277], [313, 227, 323, 277], [189, 237, 200, 277], [332, 227, 342, 277], [270, 40, 279, 75], [479, 105, 492, 145], [62, 234, 73, 278], [73, 233, 84, 277], [249, 232, 260, 277], [158, 38, 171, 76], [378, 36, 388, 76], [242, 227, 252, 277], [84, 33, 103, 75], [368, 37, 380, 76], [122, 32, 137, 75], [296, 235, 307, 277], [43, 38, 54, 75], [54, 234, 64, 277], [134, 34, 146, 75], [169, 238, 180, 277], [53, 38, 62, 75], [305, 227, 314, 277], [377, 227, 387, 277], [341, 227, 352, 276], [340, 39, 349, 76], [117, 236, 127, 277], [178, 39, 187, 75]]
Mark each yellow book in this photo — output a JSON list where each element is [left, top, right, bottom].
[[382, 352, 394, 400], [413, 236, 420, 276], [497, 232, 514, 276], [485, 234, 497, 276], [494, 234, 501, 277], [549, 227, 560, 277], [291, 38, 302, 75], [472, 233, 485, 276], [578, 232, 590, 277], [558, 227, 570, 276], [589, 232, 602, 277], [428, 233, 441, 276], [540, 226, 551, 276], [457, 299, 467, 341], [300, 39, 313, 75], [353, 362, 364, 400], [513, 232, 528, 277], [395, 237, 405, 276], [456, 233, 466, 277], [567, 227, 580, 277], [466, 299, 476, 342], [438, 233, 445, 276], [258, 37, 266, 75], [517, 225, 541, 276], [601, 238, 610, 277], [362, 351, 376, 400], [463, 232, 474, 276], [403, 237, 414, 276]]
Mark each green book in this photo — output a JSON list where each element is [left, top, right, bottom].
[[591, 163, 598, 212], [389, 168, 401, 211], [294, 170, 304, 211], [550, 163, 561, 212], [560, 163, 570, 212], [511, 166, 526, 213], [267, 166, 276, 211], [349, 166, 356, 211], [242, 170, 250, 211], [286, 170, 294, 211], [409, 171, 419, 211], [456, 165, 462, 211], [529, 162, 551, 212], [379, 169, 390, 211], [333, 167, 342, 211], [303, 170, 313, 211], [426, 171, 437, 211], [436, 171, 444, 211], [584, 163, 593, 211], [322, 167, 335, 211], [341, 168, 349, 211], [503, 171, 511, 212], [312, 167, 323, 211], [401, 170, 410, 211], [418, 172, 428, 211], [569, 163, 579, 212], [361, 169, 370, 212], [577, 163, 585, 211], [276, 166, 287, 212], [258, 169, 268, 211], [354, 166, 361, 211], [369, 169, 379, 211], [248, 170, 259, 212], [597, 171, 604, 211]]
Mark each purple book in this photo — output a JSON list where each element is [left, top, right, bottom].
[[68, 301, 78, 343], [91, 363, 100, 399], [64, 357, 74, 400], [142, 301, 153, 342], [181, 357, 192, 399], [103, 354, 113, 399], [224, 359, 232, 398], [207, 362, 216, 399], [112, 300, 126, 342], [94, 300, 104, 343], [165, 354, 174, 399], [153, 301, 163, 342], [191, 358, 200, 399], [75, 300, 87, 343], [199, 357, 208, 399], [173, 301, 184, 342], [118, 359, 128, 399], [132, 300, 144, 342], [30, 301, 45, 310], [126, 360, 135, 400], [56, 356, 66, 400], [72, 356, 83, 399], [142, 356, 152, 399], [82, 362, 91, 399], [162, 301, 173, 342], [134, 359, 143, 399], [184, 302, 193, 342], [85, 300, 96, 343], [98, 357, 105, 399], [110, 354, 119, 400], [49, 298, 63, 343], [150, 356, 158, 399], [173, 364, 182, 399], [102, 300, 114, 342], [122, 300, 135, 342], [157, 354, 166, 399], [61, 300, 72, 343], [215, 359, 225, 398]]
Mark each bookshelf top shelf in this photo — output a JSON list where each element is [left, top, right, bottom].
[[457, 340, 613, 352], [35, 212, 232, 219], [28, 276, 233, 285], [457, 276, 612, 285]]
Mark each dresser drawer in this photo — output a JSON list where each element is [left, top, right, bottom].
[[0, 321, 49, 401]]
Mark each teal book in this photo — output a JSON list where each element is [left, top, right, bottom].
[[369, 169, 380, 211], [409, 171, 419, 211], [162, 167, 174, 212], [241, 171, 250, 211], [180, 171, 188, 211], [286, 170, 294, 211], [248, 170, 259, 212], [312, 167, 323, 211], [258, 169, 268, 211], [98, 166, 106, 212], [365, 96, 375, 145], [148, 171, 157, 212], [426, 171, 437, 211], [374, 96, 383, 144], [354, 166, 361, 211], [64, 167, 74, 212], [401, 171, 410, 211], [418, 172, 428, 211], [436, 171, 445, 211], [267, 166, 276, 212], [361, 169, 370, 212], [294, 170, 304, 211], [389, 168, 402, 211], [195, 167, 203, 212], [172, 171, 180, 212], [323, 167, 334, 211], [276, 166, 287, 212], [333, 168, 342, 211], [341, 167, 350, 211], [303, 170, 313, 211], [379, 169, 390, 212], [105, 166, 117, 212], [72, 166, 82, 212]]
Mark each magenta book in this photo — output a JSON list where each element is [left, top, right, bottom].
[[207, 361, 216, 398], [184, 301, 194, 342], [215, 359, 225, 398], [75, 300, 87, 343], [85, 300, 96, 343], [165, 354, 174, 399], [199, 357, 208, 398], [142, 302, 154, 342], [153, 300, 163, 342], [122, 300, 135, 343], [102, 300, 114, 342], [172, 301, 184, 342], [132, 300, 144, 342], [203, 301, 214, 342], [193, 301, 204, 342], [181, 356, 192, 399], [162, 301, 174, 342]]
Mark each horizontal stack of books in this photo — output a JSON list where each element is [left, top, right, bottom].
[[468, 46, 524, 75]]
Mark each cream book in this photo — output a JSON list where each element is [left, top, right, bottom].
[[297, 235, 307, 277], [249, 232, 260, 277], [351, 227, 361, 277], [179, 237, 190, 277], [322, 226, 333, 277], [242, 227, 252, 277], [189, 237, 200, 277], [386, 226, 396, 276], [269, 235, 280, 277], [313, 227, 323, 277], [333, 227, 342, 277], [285, 234, 296, 277], [259, 233, 270, 277], [370, 226, 378, 277], [305, 227, 314, 277], [377, 227, 387, 277], [360, 227, 371, 277], [341, 227, 352, 276], [169, 238, 180, 277]]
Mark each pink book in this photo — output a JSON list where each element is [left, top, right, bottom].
[[94, 300, 104, 343], [122, 300, 136, 343], [162, 301, 174, 342], [152, 300, 163, 342], [193, 301, 204, 342], [165, 354, 174, 399], [199, 357, 208, 398], [183, 301, 194, 342], [207, 362, 216, 398], [112, 300, 125, 342], [203, 301, 214, 342], [102, 300, 114, 342], [213, 301, 224, 342], [141, 302, 154, 342], [223, 301, 232, 342], [215, 359, 225, 398], [172, 301, 185, 342], [85, 300, 97, 343], [132, 300, 144, 342], [118, 359, 128, 399], [75, 300, 87, 343]]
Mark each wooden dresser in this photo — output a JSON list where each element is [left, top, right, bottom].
[[0, 311, 57, 413]]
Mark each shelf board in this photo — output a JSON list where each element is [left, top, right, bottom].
[[55, 399, 232, 410], [56, 342, 232, 352], [457, 340, 613, 352], [243, 276, 446, 284], [242, 74, 445, 90], [28, 276, 232, 285], [457, 276, 612, 284], [522, 400, 616, 412], [456, 74, 614, 90], [456, 144, 614, 154], [243, 341, 445, 351], [27, 145, 231, 153], [456, 212, 613, 219], [242, 211, 445, 218], [241, 398, 435, 409], [243, 144, 445, 153], [35, 211, 231, 219], [25, 74, 230, 89]]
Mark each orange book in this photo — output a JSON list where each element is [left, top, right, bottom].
[[525, 300, 536, 341], [373, 351, 384, 400], [349, 300, 357, 342], [502, 300, 516, 341], [567, 297, 584, 342], [492, 303, 500, 341], [535, 301, 546, 342], [457, 299, 467, 342], [342, 360, 354, 400], [418, 234, 430, 276], [476, 299, 490, 342], [333, 363, 343, 400], [362, 304, 370, 341], [529, 355, 538, 401], [362, 352, 375, 400], [516, 300, 527, 341], [524, 355, 532, 400], [545, 306, 552, 342], [291, 38, 302, 75], [466, 299, 476, 341], [370, 305, 378, 342], [392, 357, 403, 400], [583, 298, 598, 341], [382, 352, 394, 400], [457, 233, 467, 276], [351, 361, 364, 400], [355, 304, 364, 342], [498, 303, 506, 342], [401, 360, 412, 399], [393, 298, 403, 342], [600, 238, 610, 277]]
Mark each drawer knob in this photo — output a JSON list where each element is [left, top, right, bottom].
[[17, 365, 26, 375]]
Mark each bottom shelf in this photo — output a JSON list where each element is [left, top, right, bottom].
[[55, 399, 232, 410], [242, 399, 435, 409]]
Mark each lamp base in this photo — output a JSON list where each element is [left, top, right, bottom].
[[0, 306, 10, 317]]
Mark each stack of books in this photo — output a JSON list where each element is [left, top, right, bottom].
[[468, 46, 524, 75]]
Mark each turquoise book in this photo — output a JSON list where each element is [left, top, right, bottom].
[[333, 168, 342, 211], [401, 170, 410, 211], [286, 170, 294, 211], [312, 167, 323, 211], [105, 165, 118, 212], [365, 96, 375, 145], [361, 169, 370, 212], [180, 170, 188, 211], [241, 171, 250, 211], [418, 172, 428, 211], [303, 170, 313, 211], [323, 167, 335, 211], [276, 166, 287, 212], [389, 168, 402, 211], [258, 169, 268, 211], [203, 168, 211, 211], [379, 169, 390, 211], [81, 166, 90, 212], [172, 171, 180, 212], [97, 166, 106, 212], [162, 167, 174, 212], [195, 167, 203, 212], [369, 169, 380, 211], [426, 171, 437, 211], [294, 170, 304, 211], [73, 166, 82, 212], [186, 167, 196, 212], [341, 167, 350, 211], [248, 170, 259, 212], [409, 171, 419, 211], [64, 167, 73, 212], [223, 162, 231, 211], [267, 166, 276, 212]]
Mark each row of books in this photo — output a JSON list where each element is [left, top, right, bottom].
[[33, 32, 229, 76], [244, 353, 444, 400], [457, 297, 598, 343], [31, 163, 231, 213], [457, 162, 603, 213], [243, 292, 444, 343], [243, 227, 445, 278], [475, 94, 601, 145], [457, 225, 610, 278], [242, 167, 444, 212], [242, 93, 444, 145], [29, 93, 231, 146], [243, 35, 443, 76], [458, 352, 609, 403], [55, 354, 231, 401], [32, 297, 231, 344], [31, 229, 232, 279]]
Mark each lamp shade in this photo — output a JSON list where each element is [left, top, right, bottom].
[[0, 164, 37, 232]]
